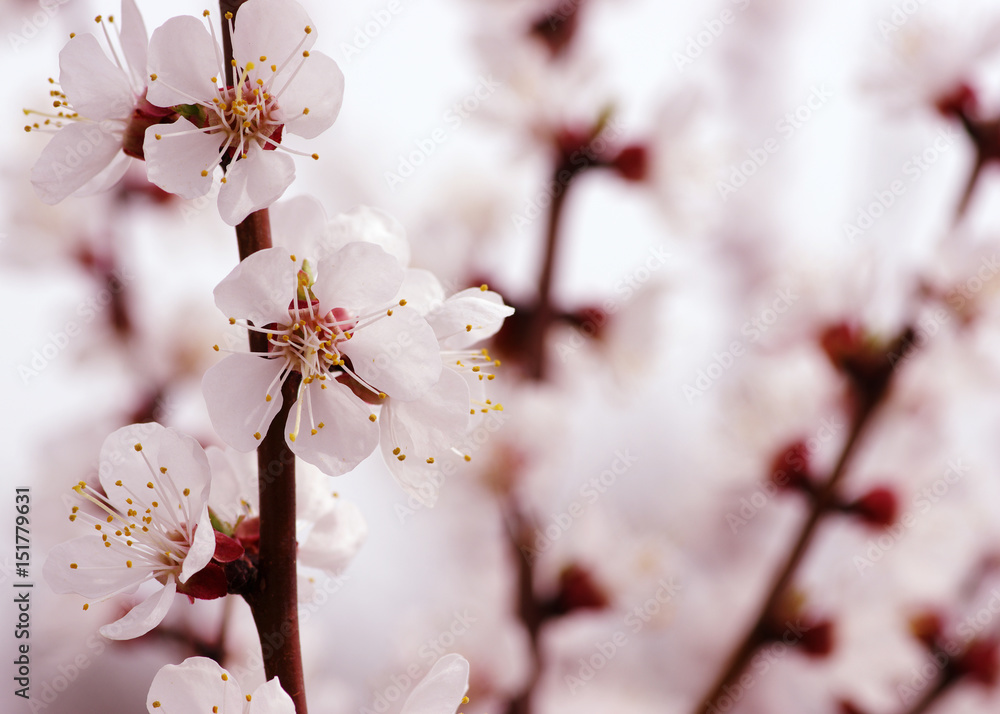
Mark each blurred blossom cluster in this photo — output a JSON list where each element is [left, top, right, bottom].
[[8, 0, 1000, 713]]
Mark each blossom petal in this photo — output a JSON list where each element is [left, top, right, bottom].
[[147, 657, 245, 713], [428, 288, 515, 349], [214, 246, 298, 327], [146, 15, 219, 107], [59, 34, 134, 121], [313, 242, 404, 312], [328, 206, 409, 265], [97, 423, 212, 518], [299, 500, 367, 575], [286, 380, 378, 476], [400, 654, 470, 714], [233, 0, 317, 89], [43, 536, 143, 599], [100, 575, 176, 640], [30, 122, 122, 204], [207, 446, 258, 529], [396, 269, 446, 316], [248, 676, 296, 714], [270, 194, 329, 257], [120, 0, 149, 90], [279, 51, 344, 139], [75, 151, 131, 197], [380, 368, 471, 506], [342, 307, 442, 401], [143, 119, 219, 199], [203, 353, 286, 452], [180, 508, 217, 583], [217, 145, 295, 226]]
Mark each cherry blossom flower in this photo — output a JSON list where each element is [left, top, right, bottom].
[[400, 654, 471, 714], [203, 240, 442, 476], [142, 0, 344, 225], [28, 0, 168, 203], [42, 423, 216, 640], [146, 657, 294, 714]]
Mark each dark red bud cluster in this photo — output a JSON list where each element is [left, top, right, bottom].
[[769, 440, 814, 495], [845, 486, 898, 528]]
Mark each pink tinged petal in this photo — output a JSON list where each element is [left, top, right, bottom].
[[143, 119, 220, 199], [342, 308, 442, 401], [299, 500, 367, 575], [217, 146, 295, 226], [400, 654, 471, 714], [206, 446, 258, 526], [429, 289, 516, 350], [100, 575, 176, 640], [146, 16, 219, 107], [233, 0, 317, 81], [98, 423, 212, 517], [30, 122, 123, 204], [214, 246, 299, 327], [278, 51, 344, 139], [43, 536, 143, 599], [248, 677, 296, 714], [270, 194, 329, 257], [380, 368, 472, 506], [180, 508, 217, 583], [396, 269, 446, 316], [75, 151, 131, 197], [119, 0, 149, 90], [313, 242, 405, 311], [147, 657, 245, 713], [203, 353, 286, 452], [287, 380, 378, 476], [59, 34, 134, 120], [328, 206, 410, 265]]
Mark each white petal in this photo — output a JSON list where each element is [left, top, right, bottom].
[[30, 122, 122, 204], [429, 289, 515, 349], [214, 246, 298, 327], [148, 657, 245, 713], [380, 368, 471, 506], [75, 151, 131, 197], [233, 0, 317, 88], [146, 15, 219, 108], [143, 119, 219, 199], [180, 508, 216, 583], [100, 576, 176, 640], [248, 677, 296, 714], [270, 194, 329, 257], [120, 0, 149, 91], [400, 654, 470, 714], [43, 536, 143, 599], [342, 308, 442, 401], [328, 206, 409, 265], [59, 34, 134, 120], [203, 353, 286, 452], [207, 446, 258, 527], [313, 242, 404, 312], [286, 381, 378, 476], [98, 423, 212, 518], [396, 269, 446, 316], [278, 51, 344, 139], [217, 146, 295, 226], [299, 500, 367, 575]]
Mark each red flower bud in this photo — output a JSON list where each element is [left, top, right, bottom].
[[612, 144, 650, 182], [851, 487, 897, 528]]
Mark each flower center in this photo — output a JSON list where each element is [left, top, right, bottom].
[[267, 301, 355, 384], [209, 73, 285, 158]]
